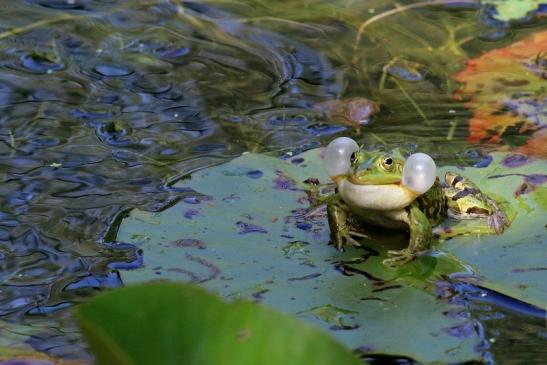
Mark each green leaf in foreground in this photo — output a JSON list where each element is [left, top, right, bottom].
[[76, 282, 363, 365]]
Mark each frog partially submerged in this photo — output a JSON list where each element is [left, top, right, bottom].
[[324, 137, 509, 267]]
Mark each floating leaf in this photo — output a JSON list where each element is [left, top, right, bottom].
[[454, 30, 547, 158], [116, 146, 546, 362], [483, 0, 544, 21], [438, 154, 547, 308], [116, 149, 485, 363], [76, 283, 362, 365]]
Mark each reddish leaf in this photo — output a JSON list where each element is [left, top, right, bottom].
[[454, 31, 546, 158]]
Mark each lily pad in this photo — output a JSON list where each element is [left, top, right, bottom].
[[483, 0, 544, 21], [76, 283, 362, 365], [116, 146, 546, 362], [116, 148, 486, 363], [439, 154, 547, 309]]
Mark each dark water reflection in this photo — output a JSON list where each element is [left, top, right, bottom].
[[0, 0, 545, 360]]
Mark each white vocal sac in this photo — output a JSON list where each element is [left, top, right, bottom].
[[402, 152, 437, 194], [323, 137, 359, 178]]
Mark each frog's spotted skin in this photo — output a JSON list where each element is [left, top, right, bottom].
[[326, 148, 509, 267], [444, 172, 508, 234]]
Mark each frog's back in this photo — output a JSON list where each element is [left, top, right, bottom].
[[442, 171, 509, 233], [414, 178, 446, 226]]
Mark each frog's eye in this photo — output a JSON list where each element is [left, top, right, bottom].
[[324, 137, 359, 178], [402, 153, 437, 194], [381, 156, 394, 171]]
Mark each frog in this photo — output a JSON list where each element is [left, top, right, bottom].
[[323, 137, 509, 267]]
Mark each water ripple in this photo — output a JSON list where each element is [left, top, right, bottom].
[[0, 0, 540, 360]]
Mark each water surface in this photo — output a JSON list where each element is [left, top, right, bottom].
[[0, 0, 545, 361]]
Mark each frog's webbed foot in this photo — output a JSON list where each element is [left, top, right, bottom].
[[486, 198, 509, 234], [332, 228, 369, 251], [328, 197, 368, 251], [383, 248, 421, 267], [334, 231, 362, 251]]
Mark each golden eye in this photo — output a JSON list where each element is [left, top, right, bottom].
[[381, 156, 394, 170]]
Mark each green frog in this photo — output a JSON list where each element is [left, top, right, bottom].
[[324, 137, 509, 267]]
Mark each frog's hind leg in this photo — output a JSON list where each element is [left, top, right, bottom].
[[433, 219, 499, 240], [444, 171, 510, 234], [484, 197, 509, 234], [327, 198, 369, 251]]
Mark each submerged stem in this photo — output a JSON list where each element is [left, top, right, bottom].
[[446, 120, 457, 140], [353, 0, 477, 52], [0, 14, 84, 40], [392, 78, 431, 126]]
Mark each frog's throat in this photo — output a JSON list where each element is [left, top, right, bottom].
[[337, 179, 420, 211]]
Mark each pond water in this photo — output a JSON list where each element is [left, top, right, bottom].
[[0, 0, 545, 363]]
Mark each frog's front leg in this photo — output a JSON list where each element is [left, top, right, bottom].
[[327, 197, 365, 251], [384, 204, 432, 267]]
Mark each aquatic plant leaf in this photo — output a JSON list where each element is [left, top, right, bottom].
[[116, 149, 482, 364], [76, 282, 362, 365], [483, 0, 543, 21], [454, 30, 547, 158]]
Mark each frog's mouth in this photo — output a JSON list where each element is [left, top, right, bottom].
[[338, 179, 419, 211], [348, 173, 401, 185]]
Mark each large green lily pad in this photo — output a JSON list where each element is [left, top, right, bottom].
[[116, 149, 477, 363], [116, 147, 545, 363], [438, 155, 547, 309]]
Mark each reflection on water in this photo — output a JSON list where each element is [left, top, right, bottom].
[[0, 0, 544, 360]]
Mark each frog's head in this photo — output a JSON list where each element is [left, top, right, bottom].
[[323, 137, 437, 210], [347, 150, 405, 185]]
